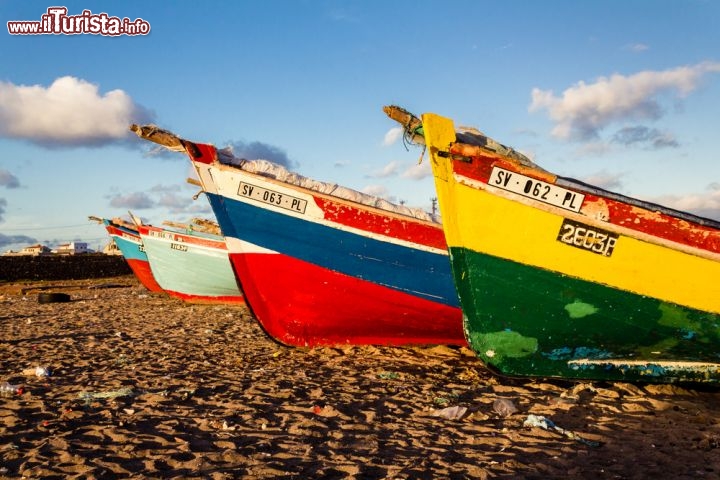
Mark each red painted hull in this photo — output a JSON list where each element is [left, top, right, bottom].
[[163, 289, 246, 305], [231, 251, 466, 347], [126, 258, 163, 293]]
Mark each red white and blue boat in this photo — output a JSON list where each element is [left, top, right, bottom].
[[90, 215, 163, 293], [136, 220, 245, 305], [130, 124, 465, 347]]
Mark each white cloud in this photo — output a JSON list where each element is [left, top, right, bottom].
[[366, 160, 400, 179], [106, 182, 211, 216], [652, 185, 720, 221], [579, 170, 626, 191], [108, 191, 155, 209], [156, 192, 193, 212], [382, 127, 403, 146], [624, 43, 649, 53], [400, 161, 431, 180], [0, 231, 37, 248], [611, 126, 678, 149], [220, 140, 295, 168], [184, 203, 213, 214], [0, 76, 153, 147], [574, 141, 614, 156], [0, 169, 21, 188], [529, 61, 720, 141], [149, 184, 183, 193]]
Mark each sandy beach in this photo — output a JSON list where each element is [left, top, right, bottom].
[[1, 275, 719, 479]]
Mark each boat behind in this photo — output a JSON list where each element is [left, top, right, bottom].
[[138, 223, 245, 305], [94, 216, 163, 293]]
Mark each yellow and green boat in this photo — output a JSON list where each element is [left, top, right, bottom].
[[386, 106, 720, 383]]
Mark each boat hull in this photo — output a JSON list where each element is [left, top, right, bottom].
[[139, 226, 244, 305], [190, 152, 465, 347], [422, 112, 720, 383], [453, 247, 720, 382], [104, 223, 163, 293], [229, 247, 463, 346]]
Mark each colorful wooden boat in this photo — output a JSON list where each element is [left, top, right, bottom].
[[90, 215, 163, 292], [129, 124, 465, 347], [136, 222, 245, 305], [386, 106, 720, 383]]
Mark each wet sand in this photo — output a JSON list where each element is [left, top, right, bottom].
[[1, 275, 719, 479]]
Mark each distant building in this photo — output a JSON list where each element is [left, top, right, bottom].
[[102, 240, 122, 256], [2, 244, 52, 256], [54, 241, 90, 255]]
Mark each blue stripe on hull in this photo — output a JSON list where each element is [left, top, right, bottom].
[[206, 193, 459, 307], [112, 235, 147, 262]]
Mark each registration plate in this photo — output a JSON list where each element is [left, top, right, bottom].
[[238, 182, 307, 214], [489, 167, 584, 212], [557, 218, 618, 256]]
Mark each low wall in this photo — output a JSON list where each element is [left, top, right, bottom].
[[0, 254, 132, 282]]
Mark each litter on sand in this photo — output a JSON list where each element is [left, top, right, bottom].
[[432, 405, 468, 420], [523, 414, 600, 447], [78, 387, 135, 404]]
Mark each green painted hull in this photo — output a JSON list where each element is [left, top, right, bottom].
[[452, 247, 720, 383]]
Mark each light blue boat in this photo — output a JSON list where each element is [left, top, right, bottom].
[[137, 222, 245, 304]]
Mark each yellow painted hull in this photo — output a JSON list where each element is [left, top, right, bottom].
[[419, 111, 720, 382], [450, 182, 720, 313], [423, 113, 720, 314]]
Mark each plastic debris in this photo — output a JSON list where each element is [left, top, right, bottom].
[[312, 405, 340, 417], [0, 382, 22, 397], [523, 414, 600, 447], [78, 387, 135, 404], [432, 405, 468, 420], [22, 366, 50, 377], [493, 398, 518, 417]]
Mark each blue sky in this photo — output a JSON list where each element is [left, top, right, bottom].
[[1, 0, 719, 252]]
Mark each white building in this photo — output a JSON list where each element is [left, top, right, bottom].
[[2, 244, 52, 256], [54, 241, 90, 255]]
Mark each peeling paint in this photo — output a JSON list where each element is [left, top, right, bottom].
[[564, 300, 599, 319], [580, 198, 609, 221], [543, 346, 614, 361], [567, 358, 720, 378], [469, 330, 538, 360], [658, 302, 701, 331]]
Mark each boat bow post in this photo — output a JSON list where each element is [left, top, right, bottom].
[[129, 124, 186, 152]]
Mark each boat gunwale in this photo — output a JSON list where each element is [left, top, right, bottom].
[[138, 224, 228, 250], [453, 171, 720, 263], [448, 140, 720, 231], [199, 151, 445, 229], [210, 161, 443, 227]]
